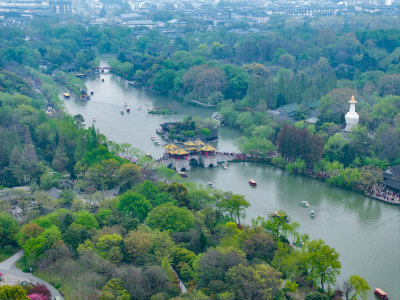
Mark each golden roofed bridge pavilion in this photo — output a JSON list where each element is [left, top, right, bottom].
[[160, 140, 233, 171]]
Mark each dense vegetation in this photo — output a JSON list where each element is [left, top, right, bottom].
[[0, 14, 397, 300], [1, 18, 399, 192], [0, 63, 369, 299]]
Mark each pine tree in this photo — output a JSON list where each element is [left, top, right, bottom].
[[52, 132, 69, 172], [22, 129, 38, 166]]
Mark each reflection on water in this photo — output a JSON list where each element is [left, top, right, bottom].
[[63, 72, 400, 299]]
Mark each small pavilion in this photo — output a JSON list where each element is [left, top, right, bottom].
[[200, 145, 216, 157], [163, 143, 178, 157], [170, 148, 189, 160], [183, 141, 199, 154]]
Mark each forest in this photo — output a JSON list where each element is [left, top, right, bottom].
[[0, 14, 397, 300]]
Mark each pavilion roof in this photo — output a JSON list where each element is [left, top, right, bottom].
[[183, 141, 196, 146], [194, 140, 205, 146], [185, 146, 199, 151], [200, 145, 216, 152], [163, 143, 178, 150], [171, 148, 189, 155]]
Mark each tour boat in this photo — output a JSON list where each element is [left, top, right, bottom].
[[374, 288, 388, 300], [63, 93, 70, 99], [126, 108, 131, 113], [178, 171, 187, 177], [207, 182, 215, 188], [300, 201, 310, 207], [249, 179, 257, 186], [154, 141, 160, 146], [310, 210, 316, 217]]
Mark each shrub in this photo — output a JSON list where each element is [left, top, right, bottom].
[[284, 280, 298, 292], [27, 285, 50, 299]]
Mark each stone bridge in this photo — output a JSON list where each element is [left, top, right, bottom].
[[157, 153, 237, 171]]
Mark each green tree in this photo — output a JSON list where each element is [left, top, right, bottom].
[[117, 191, 152, 221], [165, 182, 188, 207], [17, 222, 43, 246], [226, 263, 282, 300], [255, 210, 291, 239], [51, 132, 69, 172], [349, 275, 371, 300], [146, 202, 194, 232], [74, 210, 99, 230], [153, 69, 176, 94], [306, 239, 341, 290], [343, 275, 371, 300], [215, 192, 250, 225], [124, 228, 153, 261], [96, 233, 123, 263], [63, 223, 89, 251], [40, 225, 62, 250], [0, 212, 19, 247], [100, 278, 130, 300], [242, 230, 276, 262], [117, 163, 141, 190]]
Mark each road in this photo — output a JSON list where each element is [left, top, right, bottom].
[[0, 250, 64, 300]]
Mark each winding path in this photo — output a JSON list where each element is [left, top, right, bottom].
[[0, 250, 64, 300]]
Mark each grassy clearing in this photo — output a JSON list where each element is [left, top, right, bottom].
[[0, 245, 19, 262]]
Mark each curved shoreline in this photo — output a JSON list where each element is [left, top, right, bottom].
[[226, 158, 400, 206]]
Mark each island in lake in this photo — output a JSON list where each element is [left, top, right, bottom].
[[158, 116, 219, 143]]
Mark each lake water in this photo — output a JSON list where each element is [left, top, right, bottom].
[[63, 72, 400, 299]]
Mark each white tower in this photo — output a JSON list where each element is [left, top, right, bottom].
[[345, 96, 359, 131]]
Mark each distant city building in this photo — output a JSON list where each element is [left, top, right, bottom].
[[345, 96, 359, 131]]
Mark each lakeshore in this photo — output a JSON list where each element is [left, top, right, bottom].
[[63, 72, 400, 298]]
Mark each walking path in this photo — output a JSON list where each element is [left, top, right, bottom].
[[0, 250, 64, 300]]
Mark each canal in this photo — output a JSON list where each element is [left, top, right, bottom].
[[63, 72, 400, 299]]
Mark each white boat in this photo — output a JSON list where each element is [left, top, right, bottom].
[[223, 164, 228, 169], [92, 117, 96, 122], [151, 136, 156, 140], [300, 201, 310, 207], [207, 182, 215, 188], [124, 103, 127, 107], [310, 210, 316, 217], [120, 110, 124, 115], [138, 105, 142, 109]]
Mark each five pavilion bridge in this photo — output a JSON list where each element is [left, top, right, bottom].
[[157, 140, 237, 171]]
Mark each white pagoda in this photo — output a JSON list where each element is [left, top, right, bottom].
[[345, 95, 359, 131]]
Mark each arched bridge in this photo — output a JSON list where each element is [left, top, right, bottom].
[[157, 152, 239, 171]]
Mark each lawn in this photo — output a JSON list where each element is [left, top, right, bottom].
[[0, 245, 19, 262]]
